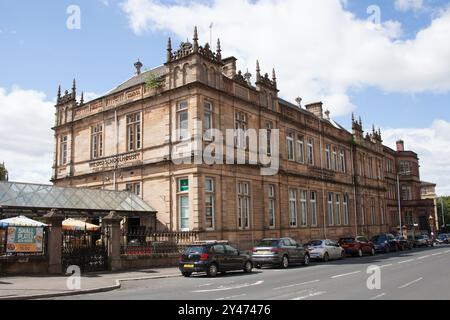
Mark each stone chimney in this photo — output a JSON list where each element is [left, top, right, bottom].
[[222, 57, 237, 78], [305, 102, 323, 119], [396, 140, 405, 152], [134, 60, 143, 75]]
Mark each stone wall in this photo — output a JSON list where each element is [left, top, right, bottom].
[[0, 256, 48, 275], [119, 253, 180, 270]]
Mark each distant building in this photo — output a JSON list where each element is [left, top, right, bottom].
[[51, 28, 435, 248], [421, 181, 439, 231]]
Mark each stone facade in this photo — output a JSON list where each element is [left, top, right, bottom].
[[52, 28, 435, 249]]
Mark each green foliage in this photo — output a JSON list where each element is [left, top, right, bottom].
[[145, 72, 163, 90], [437, 196, 450, 230], [0, 162, 8, 181]]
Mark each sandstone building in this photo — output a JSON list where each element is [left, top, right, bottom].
[[52, 28, 436, 248]]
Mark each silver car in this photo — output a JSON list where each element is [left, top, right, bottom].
[[305, 239, 345, 262]]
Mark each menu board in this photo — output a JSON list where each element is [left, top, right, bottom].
[[6, 227, 44, 253]]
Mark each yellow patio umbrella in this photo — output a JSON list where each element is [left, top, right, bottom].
[[62, 218, 100, 231]]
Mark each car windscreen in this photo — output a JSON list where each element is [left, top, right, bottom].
[[184, 246, 207, 254], [371, 236, 385, 243], [306, 240, 323, 247], [256, 240, 280, 247], [339, 238, 355, 244]]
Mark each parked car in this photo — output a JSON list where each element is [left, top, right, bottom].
[[436, 234, 450, 245], [252, 238, 310, 269], [338, 236, 375, 257], [371, 234, 398, 253], [395, 236, 413, 251], [179, 241, 253, 277], [414, 235, 433, 248], [305, 239, 345, 262]]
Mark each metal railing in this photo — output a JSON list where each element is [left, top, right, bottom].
[[121, 229, 199, 256]]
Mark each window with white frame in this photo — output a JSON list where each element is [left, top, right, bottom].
[[307, 138, 314, 166], [289, 189, 298, 227], [127, 112, 141, 151], [327, 192, 334, 226], [300, 190, 308, 227], [325, 145, 331, 169], [335, 194, 341, 225], [60, 135, 68, 165], [332, 147, 338, 171], [340, 150, 346, 173], [268, 185, 276, 228], [125, 182, 141, 196], [237, 182, 250, 229], [91, 124, 103, 159], [205, 177, 215, 230], [297, 135, 305, 163], [310, 191, 318, 227], [399, 161, 411, 175], [235, 112, 248, 149], [266, 122, 273, 156], [203, 101, 213, 141], [360, 197, 365, 225], [343, 194, 349, 225], [287, 132, 295, 161], [371, 198, 376, 225], [178, 178, 190, 231], [177, 101, 189, 141]]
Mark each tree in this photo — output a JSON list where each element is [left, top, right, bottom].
[[437, 196, 450, 232], [0, 162, 8, 181]]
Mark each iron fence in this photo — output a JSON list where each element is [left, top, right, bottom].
[[121, 229, 199, 256]]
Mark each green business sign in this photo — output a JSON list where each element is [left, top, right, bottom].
[[179, 179, 189, 192]]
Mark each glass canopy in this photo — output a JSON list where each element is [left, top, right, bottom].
[[0, 181, 156, 216]]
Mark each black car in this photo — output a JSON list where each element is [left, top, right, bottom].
[[395, 236, 413, 251], [371, 234, 398, 253], [179, 241, 253, 277], [251, 238, 310, 269]]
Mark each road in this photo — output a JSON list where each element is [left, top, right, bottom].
[[54, 245, 450, 300]]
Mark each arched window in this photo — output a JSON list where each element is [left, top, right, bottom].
[[173, 66, 181, 88], [202, 64, 208, 84], [209, 67, 216, 87], [182, 64, 189, 85]]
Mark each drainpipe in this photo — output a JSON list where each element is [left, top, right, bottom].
[[351, 146, 358, 236], [319, 121, 327, 239]]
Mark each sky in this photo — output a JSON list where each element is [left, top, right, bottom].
[[0, 0, 449, 194]]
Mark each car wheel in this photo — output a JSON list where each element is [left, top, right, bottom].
[[182, 272, 192, 278], [385, 246, 390, 254], [207, 263, 218, 277], [370, 248, 375, 256], [303, 254, 310, 266], [281, 255, 289, 269], [358, 249, 363, 257], [243, 261, 253, 273], [323, 252, 330, 262]]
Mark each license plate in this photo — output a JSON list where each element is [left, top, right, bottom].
[[258, 251, 272, 255], [184, 264, 195, 269]]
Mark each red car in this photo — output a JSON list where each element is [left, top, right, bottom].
[[338, 236, 375, 257]]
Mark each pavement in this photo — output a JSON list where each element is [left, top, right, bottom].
[[49, 244, 450, 300], [0, 267, 180, 300]]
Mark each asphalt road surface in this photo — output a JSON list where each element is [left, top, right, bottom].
[[54, 244, 450, 300]]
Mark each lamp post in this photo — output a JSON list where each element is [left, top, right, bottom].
[[397, 173, 403, 236], [441, 197, 446, 232]]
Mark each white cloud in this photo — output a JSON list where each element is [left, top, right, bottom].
[[119, 0, 450, 117], [383, 119, 450, 196], [395, 0, 424, 12], [0, 86, 54, 184]]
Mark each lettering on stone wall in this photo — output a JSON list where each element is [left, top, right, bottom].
[[126, 88, 141, 100], [89, 152, 142, 171], [308, 167, 335, 180], [90, 100, 103, 111]]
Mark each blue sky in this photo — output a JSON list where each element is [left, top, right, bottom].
[[0, 0, 449, 193]]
